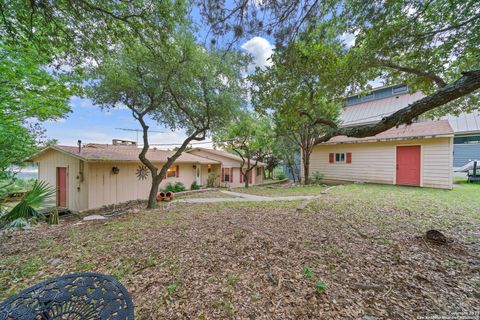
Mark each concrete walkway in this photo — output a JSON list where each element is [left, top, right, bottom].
[[174, 190, 314, 203]]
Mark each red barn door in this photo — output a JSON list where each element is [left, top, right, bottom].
[[396, 146, 421, 186], [56, 167, 67, 207]]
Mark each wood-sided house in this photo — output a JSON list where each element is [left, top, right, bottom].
[[308, 120, 454, 189], [27, 141, 265, 211]]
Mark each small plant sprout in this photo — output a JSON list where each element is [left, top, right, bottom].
[[227, 274, 237, 286], [302, 266, 315, 280], [315, 280, 327, 293], [167, 280, 178, 296]]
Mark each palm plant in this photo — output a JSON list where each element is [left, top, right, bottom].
[[1, 180, 55, 226]]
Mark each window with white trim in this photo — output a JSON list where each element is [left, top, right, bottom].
[[224, 170, 231, 182], [335, 153, 345, 163]]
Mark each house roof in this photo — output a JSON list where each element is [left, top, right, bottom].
[[341, 88, 480, 134], [27, 144, 220, 164], [323, 120, 454, 145], [187, 147, 266, 166], [340, 91, 425, 126], [444, 112, 480, 134]]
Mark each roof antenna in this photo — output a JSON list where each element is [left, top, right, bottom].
[[78, 140, 82, 153]]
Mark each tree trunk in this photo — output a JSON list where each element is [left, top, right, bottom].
[[244, 170, 249, 188], [147, 175, 161, 209], [302, 149, 310, 185]]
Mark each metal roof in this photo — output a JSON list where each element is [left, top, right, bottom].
[[340, 90, 480, 134], [325, 120, 453, 144]]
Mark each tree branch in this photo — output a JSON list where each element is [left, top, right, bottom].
[[315, 70, 480, 144], [374, 59, 447, 87]]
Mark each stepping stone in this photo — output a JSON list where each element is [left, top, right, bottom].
[[83, 214, 107, 221]]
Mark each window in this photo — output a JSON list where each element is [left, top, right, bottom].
[[224, 170, 231, 182], [361, 93, 374, 101], [393, 85, 408, 94], [166, 165, 177, 178], [256, 167, 261, 176], [207, 164, 212, 173], [335, 153, 345, 163]]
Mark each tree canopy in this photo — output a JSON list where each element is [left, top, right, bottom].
[[90, 33, 247, 206], [202, 0, 480, 129], [213, 112, 273, 187], [0, 43, 73, 180]]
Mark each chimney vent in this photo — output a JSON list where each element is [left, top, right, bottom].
[[112, 139, 137, 146], [78, 140, 82, 153]]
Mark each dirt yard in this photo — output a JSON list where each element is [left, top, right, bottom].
[[1, 183, 479, 319]]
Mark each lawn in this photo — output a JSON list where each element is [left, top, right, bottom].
[[233, 183, 331, 196], [1, 183, 479, 319]]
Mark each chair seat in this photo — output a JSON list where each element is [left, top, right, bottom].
[[0, 272, 134, 320]]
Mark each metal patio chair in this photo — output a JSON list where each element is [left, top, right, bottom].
[[0, 272, 134, 320]]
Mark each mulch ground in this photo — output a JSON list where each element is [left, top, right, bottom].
[[1, 194, 479, 319]]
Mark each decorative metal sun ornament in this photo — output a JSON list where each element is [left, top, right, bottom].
[[136, 165, 149, 180]]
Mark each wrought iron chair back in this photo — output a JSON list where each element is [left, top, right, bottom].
[[0, 272, 134, 320]]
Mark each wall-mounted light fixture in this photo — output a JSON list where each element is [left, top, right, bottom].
[[112, 166, 120, 174], [193, 164, 197, 169]]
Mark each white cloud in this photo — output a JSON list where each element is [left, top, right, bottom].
[[241, 36, 274, 70], [340, 32, 357, 48]]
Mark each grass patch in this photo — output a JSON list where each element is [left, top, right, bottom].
[[233, 184, 329, 196], [0, 182, 479, 318]]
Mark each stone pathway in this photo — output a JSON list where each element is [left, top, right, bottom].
[[174, 190, 314, 203]]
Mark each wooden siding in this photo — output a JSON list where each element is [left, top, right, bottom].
[[189, 149, 240, 167], [188, 150, 264, 187], [87, 162, 200, 209], [34, 149, 88, 211], [306, 137, 452, 189]]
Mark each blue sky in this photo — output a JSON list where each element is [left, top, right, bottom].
[[43, 6, 276, 149]]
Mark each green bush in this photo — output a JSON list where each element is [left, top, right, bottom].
[[276, 172, 286, 180], [163, 182, 186, 193], [1, 180, 55, 227], [312, 171, 324, 184], [190, 181, 200, 190]]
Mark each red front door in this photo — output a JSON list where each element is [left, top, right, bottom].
[[56, 167, 67, 207], [396, 146, 421, 186]]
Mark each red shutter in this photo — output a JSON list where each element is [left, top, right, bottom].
[[176, 165, 180, 177], [346, 153, 352, 164], [248, 170, 252, 184], [221, 168, 225, 182], [240, 170, 243, 183], [230, 168, 234, 182], [329, 153, 334, 163]]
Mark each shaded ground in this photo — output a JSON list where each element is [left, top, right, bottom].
[[1, 183, 479, 319]]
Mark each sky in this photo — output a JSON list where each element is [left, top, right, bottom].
[[42, 35, 276, 149], [41, 6, 361, 150]]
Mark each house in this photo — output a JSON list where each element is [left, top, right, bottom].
[[341, 84, 480, 169], [305, 84, 469, 189], [308, 120, 454, 189], [187, 147, 265, 188], [27, 141, 265, 211]]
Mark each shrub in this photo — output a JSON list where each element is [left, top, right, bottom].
[[312, 171, 324, 184], [276, 172, 286, 180], [207, 173, 218, 188], [190, 181, 200, 190], [163, 182, 186, 193], [1, 180, 55, 227]]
